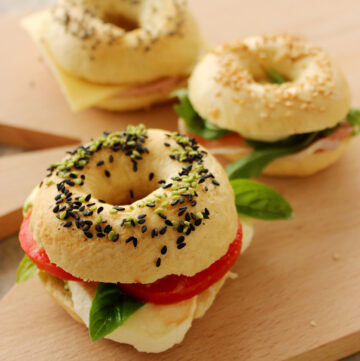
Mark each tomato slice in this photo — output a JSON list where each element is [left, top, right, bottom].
[[118, 221, 242, 305], [19, 213, 81, 281]]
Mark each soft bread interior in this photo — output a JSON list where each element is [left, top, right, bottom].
[[38, 217, 253, 353]]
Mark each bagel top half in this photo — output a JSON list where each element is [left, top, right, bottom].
[[44, 0, 204, 84], [188, 33, 351, 141], [30, 125, 238, 284]]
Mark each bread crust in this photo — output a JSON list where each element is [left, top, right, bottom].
[[30, 128, 238, 283], [44, 0, 204, 84], [188, 34, 351, 141]]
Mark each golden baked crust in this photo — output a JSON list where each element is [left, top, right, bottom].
[[44, 0, 204, 84], [30, 127, 238, 283], [219, 138, 350, 177], [38, 271, 84, 324], [188, 34, 351, 141]]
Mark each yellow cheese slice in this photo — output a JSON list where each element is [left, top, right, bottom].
[[20, 11, 126, 112]]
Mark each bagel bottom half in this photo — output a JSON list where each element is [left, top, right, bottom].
[[37, 218, 253, 353], [218, 138, 350, 177], [95, 79, 188, 111]]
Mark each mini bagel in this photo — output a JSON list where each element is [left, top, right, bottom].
[[45, 0, 204, 85], [30, 125, 237, 284], [188, 33, 351, 141]]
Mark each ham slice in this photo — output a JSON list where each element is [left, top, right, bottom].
[[114, 76, 185, 98], [285, 122, 352, 160], [180, 117, 353, 159]]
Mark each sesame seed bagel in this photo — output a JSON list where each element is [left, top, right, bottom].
[[44, 0, 204, 85], [188, 34, 351, 141], [30, 125, 238, 284]]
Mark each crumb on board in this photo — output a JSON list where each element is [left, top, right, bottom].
[[332, 253, 340, 261], [310, 321, 317, 327]]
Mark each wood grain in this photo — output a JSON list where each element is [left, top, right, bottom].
[[1, 140, 360, 361], [0, 146, 73, 239]]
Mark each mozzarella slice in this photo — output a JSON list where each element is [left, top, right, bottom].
[[68, 218, 253, 353], [21, 11, 126, 112]]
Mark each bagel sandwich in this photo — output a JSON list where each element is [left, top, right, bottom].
[[21, 0, 205, 112], [17, 124, 292, 352], [174, 34, 360, 178]]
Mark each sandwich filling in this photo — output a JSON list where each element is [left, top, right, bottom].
[[18, 208, 252, 352], [174, 86, 360, 178]]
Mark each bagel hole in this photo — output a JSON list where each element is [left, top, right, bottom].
[[252, 67, 289, 84], [91, 182, 159, 207], [103, 13, 138, 31]]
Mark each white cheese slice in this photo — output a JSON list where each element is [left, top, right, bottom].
[[68, 219, 253, 353], [20, 11, 126, 112]]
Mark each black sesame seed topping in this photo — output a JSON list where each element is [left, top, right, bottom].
[[149, 172, 154, 181], [161, 246, 167, 255], [212, 180, 220, 186], [114, 206, 125, 211], [85, 194, 91, 202], [84, 231, 93, 238], [159, 226, 167, 235], [63, 221, 72, 227], [104, 225, 112, 233], [151, 228, 158, 238], [96, 160, 104, 166], [109, 155, 114, 163], [177, 243, 186, 249], [104, 170, 111, 178], [112, 234, 119, 242], [141, 225, 147, 233], [156, 258, 161, 267], [157, 213, 167, 220], [177, 236, 185, 244]]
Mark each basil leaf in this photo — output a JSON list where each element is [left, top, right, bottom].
[[227, 132, 318, 179], [268, 69, 286, 84], [347, 108, 360, 136], [16, 254, 38, 283], [89, 283, 144, 341], [231, 179, 293, 220], [172, 89, 230, 140]]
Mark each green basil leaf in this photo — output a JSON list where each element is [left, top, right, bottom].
[[227, 133, 318, 179], [347, 108, 360, 136], [172, 89, 230, 140], [89, 283, 144, 341], [268, 69, 286, 84], [231, 179, 293, 220], [16, 254, 38, 283]]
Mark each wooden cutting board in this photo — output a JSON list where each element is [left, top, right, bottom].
[[1, 0, 360, 360], [1, 140, 360, 361]]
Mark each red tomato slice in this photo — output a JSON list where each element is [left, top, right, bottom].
[[190, 131, 248, 150], [118, 221, 242, 305], [19, 213, 81, 281]]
